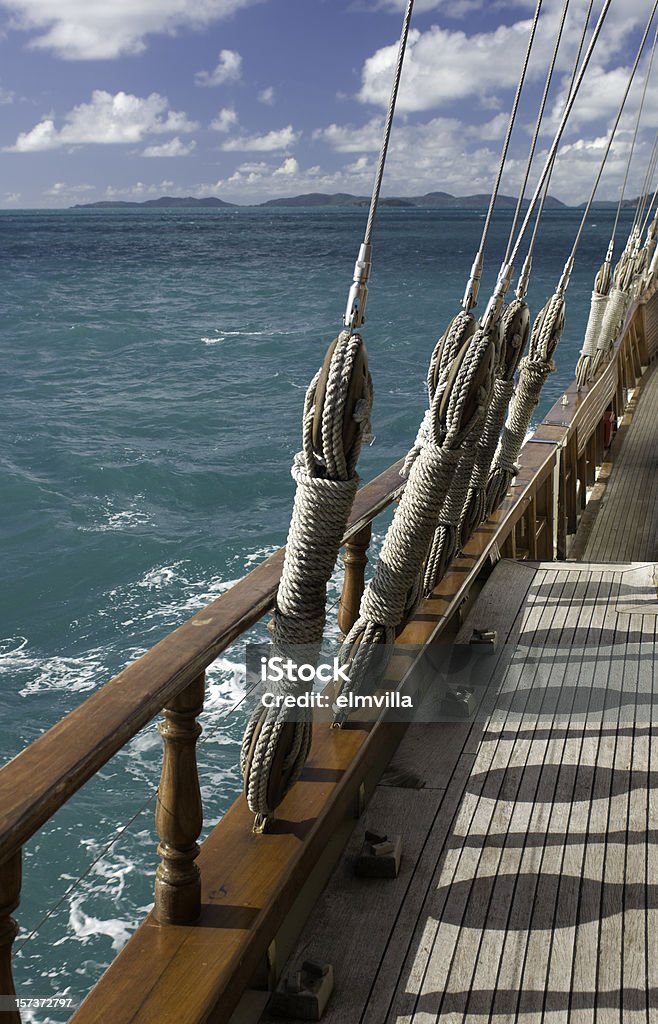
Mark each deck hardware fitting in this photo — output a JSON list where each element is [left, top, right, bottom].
[[470, 627, 498, 648], [270, 961, 334, 1020], [440, 686, 479, 719], [356, 831, 402, 877]]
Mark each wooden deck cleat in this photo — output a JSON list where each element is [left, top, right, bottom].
[[270, 961, 334, 1020], [355, 829, 402, 878]]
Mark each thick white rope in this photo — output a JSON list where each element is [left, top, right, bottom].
[[460, 298, 529, 545], [422, 430, 481, 596], [404, 311, 477, 477], [590, 257, 633, 376], [576, 292, 609, 388], [422, 302, 529, 595], [242, 330, 373, 825], [335, 326, 495, 715], [486, 291, 565, 516]]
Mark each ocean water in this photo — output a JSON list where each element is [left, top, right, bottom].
[[0, 205, 634, 1016]]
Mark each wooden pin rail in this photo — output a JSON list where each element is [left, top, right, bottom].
[[0, 284, 655, 1021]]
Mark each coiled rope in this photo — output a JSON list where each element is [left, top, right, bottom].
[[240, 0, 415, 828], [335, 325, 496, 719], [486, 288, 566, 515], [241, 332, 373, 828], [459, 298, 530, 547]]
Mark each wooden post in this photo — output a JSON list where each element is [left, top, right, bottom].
[[565, 434, 578, 536], [0, 851, 21, 1023], [338, 524, 371, 638], [154, 673, 204, 925]]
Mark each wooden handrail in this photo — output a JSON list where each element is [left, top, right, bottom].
[[0, 461, 405, 868]]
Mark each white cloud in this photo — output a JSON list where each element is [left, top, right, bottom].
[[0, 86, 15, 105], [210, 107, 238, 132], [45, 181, 95, 195], [308, 109, 656, 206], [222, 125, 300, 151], [357, 3, 658, 116], [313, 118, 384, 152], [142, 137, 197, 157], [358, 23, 538, 113], [104, 180, 177, 199], [258, 86, 275, 105], [195, 48, 242, 87], [0, 0, 260, 60], [6, 90, 198, 151], [548, 58, 658, 136], [273, 156, 299, 176]]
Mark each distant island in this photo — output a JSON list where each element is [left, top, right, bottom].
[[71, 191, 644, 211], [72, 196, 237, 209]]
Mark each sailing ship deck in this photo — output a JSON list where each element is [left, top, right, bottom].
[[258, 363, 658, 1024]]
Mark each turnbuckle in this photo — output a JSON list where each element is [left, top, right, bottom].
[[481, 260, 513, 333], [343, 242, 372, 329]]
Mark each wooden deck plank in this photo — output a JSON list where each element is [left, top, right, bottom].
[[491, 572, 607, 1016], [256, 785, 446, 1024], [583, 360, 658, 563], [253, 557, 658, 1024], [366, 568, 563, 1021]]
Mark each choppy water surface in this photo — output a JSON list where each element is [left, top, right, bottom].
[[0, 205, 632, 1016]]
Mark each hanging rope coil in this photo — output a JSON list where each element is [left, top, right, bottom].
[[459, 298, 530, 546], [422, 300, 528, 595], [334, 325, 496, 718], [403, 311, 478, 478], [486, 290, 565, 516], [647, 216, 658, 281], [590, 251, 635, 377], [241, 330, 373, 828], [421, 431, 481, 596], [575, 256, 613, 389]]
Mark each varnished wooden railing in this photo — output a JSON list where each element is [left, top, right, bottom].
[[0, 284, 655, 1021]]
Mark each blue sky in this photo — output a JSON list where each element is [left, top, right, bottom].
[[1, 0, 657, 207]]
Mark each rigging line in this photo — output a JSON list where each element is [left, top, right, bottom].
[[568, 0, 658, 268], [344, 0, 415, 328], [521, 0, 595, 278], [639, 137, 658, 235], [462, 0, 544, 311], [634, 129, 658, 235], [504, 0, 571, 264], [628, 29, 658, 240], [481, 0, 614, 328], [499, 1, 610, 275], [610, 18, 658, 251]]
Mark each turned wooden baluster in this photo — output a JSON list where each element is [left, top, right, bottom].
[[338, 524, 372, 638], [0, 851, 21, 1023], [154, 672, 204, 925]]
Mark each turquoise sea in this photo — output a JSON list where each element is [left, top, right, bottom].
[[0, 205, 635, 1017]]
